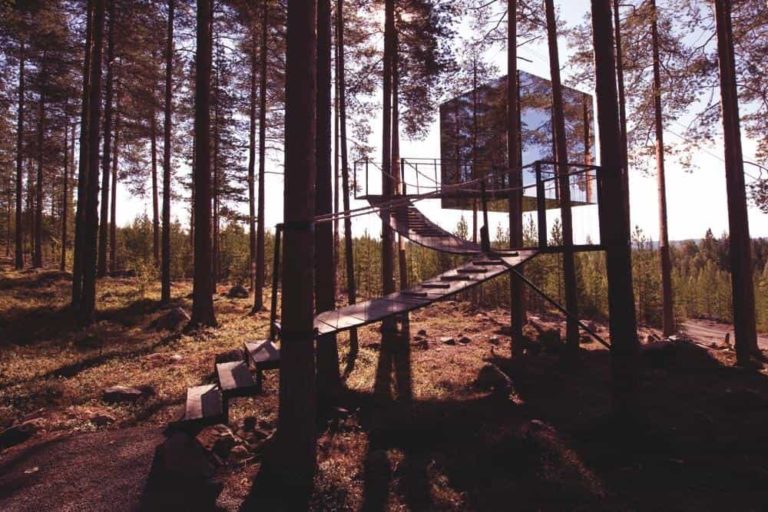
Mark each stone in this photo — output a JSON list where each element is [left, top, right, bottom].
[[440, 337, 456, 346], [414, 338, 429, 350], [158, 432, 215, 479], [243, 416, 257, 432], [540, 329, 562, 353], [488, 336, 500, 345], [0, 421, 38, 449], [459, 336, 471, 344], [229, 445, 250, 461], [417, 329, 427, 337], [475, 363, 512, 395], [227, 284, 250, 299], [152, 307, 190, 331], [91, 413, 117, 427], [212, 435, 237, 459], [102, 385, 151, 403], [641, 341, 676, 368]]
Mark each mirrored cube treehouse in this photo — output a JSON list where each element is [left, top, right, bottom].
[[438, 71, 597, 213]]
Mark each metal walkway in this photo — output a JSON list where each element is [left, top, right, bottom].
[[314, 250, 538, 335], [367, 197, 483, 255]]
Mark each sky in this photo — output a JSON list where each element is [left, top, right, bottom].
[[113, 0, 768, 244]]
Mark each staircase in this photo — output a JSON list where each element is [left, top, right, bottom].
[[172, 339, 280, 431]]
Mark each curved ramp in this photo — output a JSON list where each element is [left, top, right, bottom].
[[367, 197, 482, 255]]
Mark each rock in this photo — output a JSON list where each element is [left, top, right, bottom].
[[157, 431, 215, 479], [152, 307, 190, 331], [414, 338, 429, 350], [0, 421, 38, 449], [170, 354, 183, 363], [641, 341, 676, 368], [229, 445, 250, 461], [413, 335, 424, 342], [417, 329, 427, 337], [91, 413, 117, 427], [440, 337, 456, 346], [215, 349, 244, 365], [540, 329, 562, 353], [212, 435, 237, 459], [227, 284, 249, 299], [102, 385, 152, 403], [488, 336, 501, 345], [243, 416, 257, 432], [459, 336, 471, 344], [475, 363, 512, 396]]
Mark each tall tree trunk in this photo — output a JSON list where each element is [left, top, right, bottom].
[[393, 34, 406, 292], [545, 0, 580, 356], [79, 0, 106, 326], [15, 40, 25, 270], [508, 0, 525, 355], [161, 0, 175, 304], [247, 15, 257, 293], [212, 82, 220, 289], [98, 0, 115, 278], [612, 0, 629, 184], [253, 0, 268, 313], [73, 1, 94, 306], [714, 0, 758, 364], [590, 0, 640, 414], [150, 109, 160, 268], [649, 0, 674, 336], [189, 0, 217, 328], [276, 0, 317, 486], [336, 0, 358, 356], [315, 0, 341, 404], [61, 120, 69, 271], [110, 87, 120, 273], [33, 61, 45, 269], [380, 0, 396, 319]]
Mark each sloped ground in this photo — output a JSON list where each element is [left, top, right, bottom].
[[2, 261, 768, 510]]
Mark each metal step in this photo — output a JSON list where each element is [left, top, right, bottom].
[[216, 361, 259, 398], [420, 282, 451, 289], [180, 384, 225, 428]]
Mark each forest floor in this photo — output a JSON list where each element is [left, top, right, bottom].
[[2, 260, 768, 511]]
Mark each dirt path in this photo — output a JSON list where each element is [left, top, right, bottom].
[[0, 427, 163, 512], [682, 319, 768, 349]]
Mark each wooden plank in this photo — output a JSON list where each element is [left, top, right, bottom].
[[216, 361, 258, 397], [184, 384, 223, 423]]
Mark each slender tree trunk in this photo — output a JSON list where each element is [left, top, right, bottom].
[[110, 88, 120, 273], [649, 0, 674, 336], [189, 0, 216, 328], [247, 17, 257, 293], [212, 79, 220, 289], [150, 109, 160, 268], [336, 0, 358, 355], [545, 0, 580, 356], [714, 0, 758, 364], [380, 0, 396, 312], [316, 0, 341, 404], [161, 0, 175, 304], [98, 0, 115, 278], [61, 120, 69, 271], [590, 0, 640, 414], [508, 0, 525, 354], [612, 0, 629, 184], [33, 63, 45, 269], [253, 0, 268, 313], [79, 0, 106, 326], [15, 41, 25, 270], [276, 0, 317, 486], [73, 2, 94, 306], [393, 34, 406, 292]]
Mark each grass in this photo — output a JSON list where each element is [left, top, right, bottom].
[[3, 258, 768, 510]]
